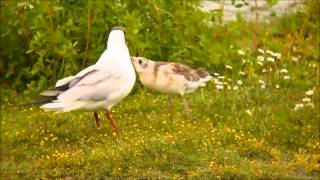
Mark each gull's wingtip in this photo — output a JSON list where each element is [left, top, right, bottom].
[[19, 96, 56, 106]]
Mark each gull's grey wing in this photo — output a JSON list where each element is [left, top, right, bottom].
[[55, 65, 97, 91], [38, 66, 99, 99], [57, 67, 123, 102]]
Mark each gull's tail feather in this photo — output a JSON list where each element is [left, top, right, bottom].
[[208, 71, 215, 76], [41, 101, 88, 112], [40, 102, 65, 111]]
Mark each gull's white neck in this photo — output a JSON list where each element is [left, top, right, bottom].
[[107, 30, 126, 47], [96, 29, 128, 66], [95, 28, 135, 77]]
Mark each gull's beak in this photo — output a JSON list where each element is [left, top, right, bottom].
[[112, 26, 126, 33]]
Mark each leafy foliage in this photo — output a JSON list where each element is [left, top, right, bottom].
[[2, 0, 318, 95], [1, 0, 221, 93]]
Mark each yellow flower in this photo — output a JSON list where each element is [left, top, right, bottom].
[[40, 140, 45, 145]]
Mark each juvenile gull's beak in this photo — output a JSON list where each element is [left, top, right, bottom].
[[130, 56, 138, 63]]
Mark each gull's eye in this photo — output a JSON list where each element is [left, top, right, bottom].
[[138, 59, 143, 65]]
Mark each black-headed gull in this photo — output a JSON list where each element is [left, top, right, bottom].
[[131, 56, 212, 116], [35, 27, 136, 130]]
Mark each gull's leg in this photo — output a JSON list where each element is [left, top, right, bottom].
[[105, 110, 117, 132], [167, 95, 173, 117], [182, 96, 189, 118], [93, 112, 100, 127]]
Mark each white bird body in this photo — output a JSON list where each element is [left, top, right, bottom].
[[42, 65, 135, 112], [36, 27, 136, 129]]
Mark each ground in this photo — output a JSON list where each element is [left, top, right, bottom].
[[1, 77, 319, 179]]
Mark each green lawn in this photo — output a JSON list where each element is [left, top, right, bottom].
[[1, 74, 319, 179]]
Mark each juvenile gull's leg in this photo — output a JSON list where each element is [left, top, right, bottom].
[[167, 95, 173, 117], [182, 96, 189, 118]]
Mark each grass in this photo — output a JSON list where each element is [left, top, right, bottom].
[[1, 75, 319, 179], [1, 2, 320, 179]]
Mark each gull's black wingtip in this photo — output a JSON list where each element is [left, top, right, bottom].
[[19, 96, 55, 106]]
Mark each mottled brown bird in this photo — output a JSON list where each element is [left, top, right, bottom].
[[132, 56, 212, 117]]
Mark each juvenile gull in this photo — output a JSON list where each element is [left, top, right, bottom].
[[132, 56, 212, 116], [29, 27, 136, 131]]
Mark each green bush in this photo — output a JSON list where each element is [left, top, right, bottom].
[[1, 0, 225, 93], [0, 0, 319, 95]]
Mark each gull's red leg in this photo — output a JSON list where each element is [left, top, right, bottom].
[[105, 110, 117, 131], [94, 112, 100, 127]]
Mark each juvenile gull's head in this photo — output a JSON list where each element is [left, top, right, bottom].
[[131, 57, 154, 74]]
